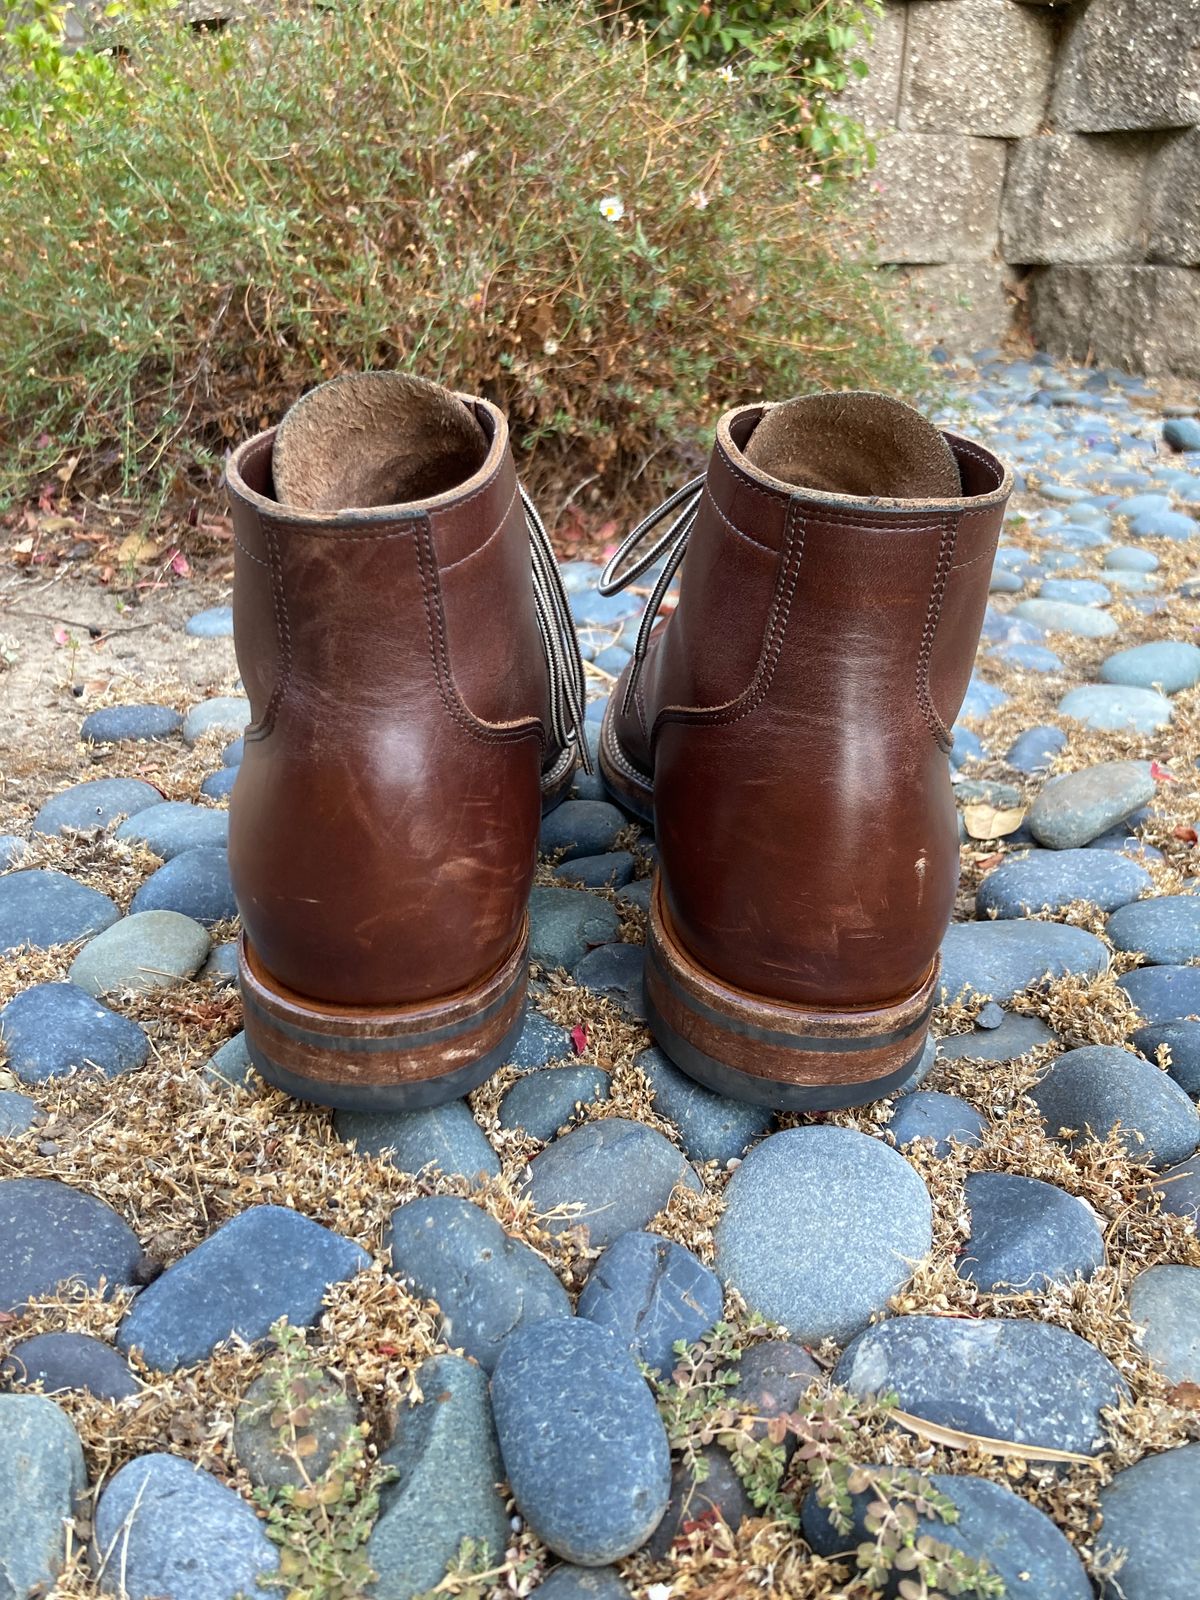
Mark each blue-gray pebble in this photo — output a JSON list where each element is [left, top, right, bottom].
[[1027, 761, 1155, 849], [334, 1100, 499, 1180], [887, 1091, 986, 1157], [977, 849, 1150, 918], [116, 800, 229, 858], [962, 1172, 1105, 1292], [1119, 965, 1200, 1025], [2, 1331, 139, 1401], [577, 1230, 722, 1374], [939, 920, 1108, 1004], [491, 1316, 671, 1565], [116, 1205, 368, 1371], [32, 776, 161, 835], [1100, 640, 1200, 694], [1132, 1020, 1200, 1096], [1108, 896, 1200, 967], [499, 1067, 611, 1140], [0, 869, 120, 953], [0, 1176, 143, 1312], [0, 1394, 86, 1600], [385, 1195, 570, 1372], [68, 910, 211, 997], [1128, 1265, 1200, 1384], [130, 846, 236, 925], [1097, 1443, 1200, 1600], [529, 887, 620, 970], [0, 981, 149, 1082], [635, 1044, 771, 1166], [1030, 1045, 1199, 1168], [81, 703, 182, 743]]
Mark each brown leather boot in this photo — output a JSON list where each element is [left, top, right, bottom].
[[599, 392, 1011, 1110], [225, 374, 586, 1110]]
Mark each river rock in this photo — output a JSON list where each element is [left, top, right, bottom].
[[1027, 761, 1155, 849], [577, 1231, 722, 1374], [335, 1100, 499, 1180], [0, 1176, 143, 1312], [233, 1362, 358, 1490], [0, 1394, 86, 1598], [32, 776, 161, 835], [1128, 1264, 1200, 1384], [961, 1172, 1105, 1292], [0, 868, 120, 953], [1058, 684, 1173, 734], [529, 887, 621, 970], [491, 1317, 672, 1565], [0, 980, 150, 1082], [1029, 1045, 1200, 1168], [634, 1045, 771, 1166], [384, 1195, 569, 1372], [1119, 964, 1200, 1025], [1108, 896, 1200, 967], [1, 1331, 139, 1401], [1096, 1444, 1200, 1600], [116, 800, 229, 859], [937, 1011, 1058, 1062], [81, 703, 183, 743], [522, 1118, 701, 1250], [498, 1066, 611, 1141], [939, 920, 1108, 1003], [130, 847, 236, 925], [116, 1205, 368, 1371], [69, 910, 211, 996], [1131, 1020, 1200, 1095], [834, 1315, 1128, 1455], [714, 1126, 932, 1345], [1100, 640, 1200, 694], [977, 849, 1150, 917]]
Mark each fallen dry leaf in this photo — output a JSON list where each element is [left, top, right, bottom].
[[963, 803, 1027, 841]]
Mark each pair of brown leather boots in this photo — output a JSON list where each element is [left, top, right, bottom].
[[225, 375, 1010, 1114]]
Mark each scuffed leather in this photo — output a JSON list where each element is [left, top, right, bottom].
[[609, 406, 1011, 1010], [226, 399, 548, 1007]]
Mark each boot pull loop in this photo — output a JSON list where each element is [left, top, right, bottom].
[[598, 475, 705, 716], [522, 485, 593, 774]]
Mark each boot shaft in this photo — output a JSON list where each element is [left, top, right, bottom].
[[225, 394, 551, 1007]]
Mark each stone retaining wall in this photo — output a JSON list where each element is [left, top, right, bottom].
[[842, 0, 1200, 372]]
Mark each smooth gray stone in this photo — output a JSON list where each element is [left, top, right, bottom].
[[185, 605, 234, 637], [0, 1395, 86, 1599], [615, 878, 651, 914], [498, 1066, 611, 1141], [977, 849, 1150, 918], [368, 1354, 510, 1600], [81, 703, 183, 743], [803, 1468, 1092, 1600], [1007, 724, 1067, 774], [130, 846, 236, 925], [1027, 761, 1155, 849], [1097, 1444, 1200, 1600], [834, 1316, 1128, 1456], [1013, 598, 1118, 638], [886, 1091, 986, 1157], [93, 1453, 279, 1600], [116, 1205, 368, 1372], [577, 1231, 722, 1375], [507, 1007, 573, 1069], [1128, 1265, 1200, 1384], [491, 1317, 671, 1565], [730, 1339, 821, 1458], [1150, 1157, 1200, 1222], [0, 868, 120, 953], [1, 1331, 139, 1401], [116, 800, 229, 859], [962, 1172, 1105, 1292], [523, 1118, 701, 1250], [1039, 577, 1111, 605], [714, 1126, 932, 1346], [201, 767, 238, 800], [234, 1364, 357, 1490], [645, 1445, 754, 1557], [182, 695, 250, 745], [937, 1011, 1058, 1062], [1108, 896, 1200, 967], [0, 834, 25, 868], [1105, 545, 1158, 572], [1100, 640, 1200, 693], [201, 940, 238, 984], [939, 920, 1108, 1004], [529, 887, 621, 970], [1030, 1045, 1200, 1168], [539, 800, 626, 862], [0, 1088, 38, 1135], [532, 1566, 633, 1598], [570, 942, 645, 1017], [335, 1101, 499, 1180], [32, 776, 161, 835], [1119, 965, 1200, 1026], [551, 851, 636, 890], [204, 1031, 254, 1090], [222, 737, 244, 767], [0, 981, 150, 1083], [1058, 684, 1173, 734], [1132, 1021, 1200, 1096], [384, 1195, 569, 1373], [0, 1177, 143, 1312], [635, 1044, 771, 1166], [69, 910, 211, 997]]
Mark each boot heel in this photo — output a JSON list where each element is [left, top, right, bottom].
[[237, 923, 529, 1112], [644, 879, 936, 1111]]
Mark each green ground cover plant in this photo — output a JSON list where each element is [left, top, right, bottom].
[[0, 0, 921, 514]]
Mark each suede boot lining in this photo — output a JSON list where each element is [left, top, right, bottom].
[[743, 390, 961, 500], [271, 372, 490, 511]]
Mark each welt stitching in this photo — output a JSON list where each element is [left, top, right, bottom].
[[233, 533, 270, 569], [414, 520, 545, 753], [248, 515, 293, 743], [714, 440, 794, 510], [438, 478, 521, 573], [655, 497, 805, 737], [261, 518, 415, 543], [704, 487, 782, 554], [916, 514, 957, 750]]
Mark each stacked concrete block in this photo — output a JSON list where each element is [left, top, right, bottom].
[[840, 0, 1200, 371]]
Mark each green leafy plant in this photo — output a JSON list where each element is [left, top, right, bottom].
[[0, 0, 922, 516], [249, 1322, 396, 1600], [653, 1325, 1004, 1598], [603, 0, 883, 165]]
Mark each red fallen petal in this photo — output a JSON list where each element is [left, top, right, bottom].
[[1174, 826, 1198, 845], [170, 550, 191, 577], [1151, 760, 1177, 782], [570, 1024, 588, 1055]]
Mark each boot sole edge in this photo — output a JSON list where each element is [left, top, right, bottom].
[[645, 878, 936, 1110], [237, 925, 528, 1111]]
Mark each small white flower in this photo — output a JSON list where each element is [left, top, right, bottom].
[[543, 337, 559, 356], [647, 1586, 673, 1600], [716, 63, 736, 83], [690, 188, 710, 211], [599, 194, 625, 223]]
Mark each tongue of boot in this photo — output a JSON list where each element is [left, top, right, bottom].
[[742, 391, 961, 500], [270, 372, 490, 511]]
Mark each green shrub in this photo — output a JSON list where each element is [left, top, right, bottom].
[[603, 0, 883, 165], [0, 0, 921, 512]]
